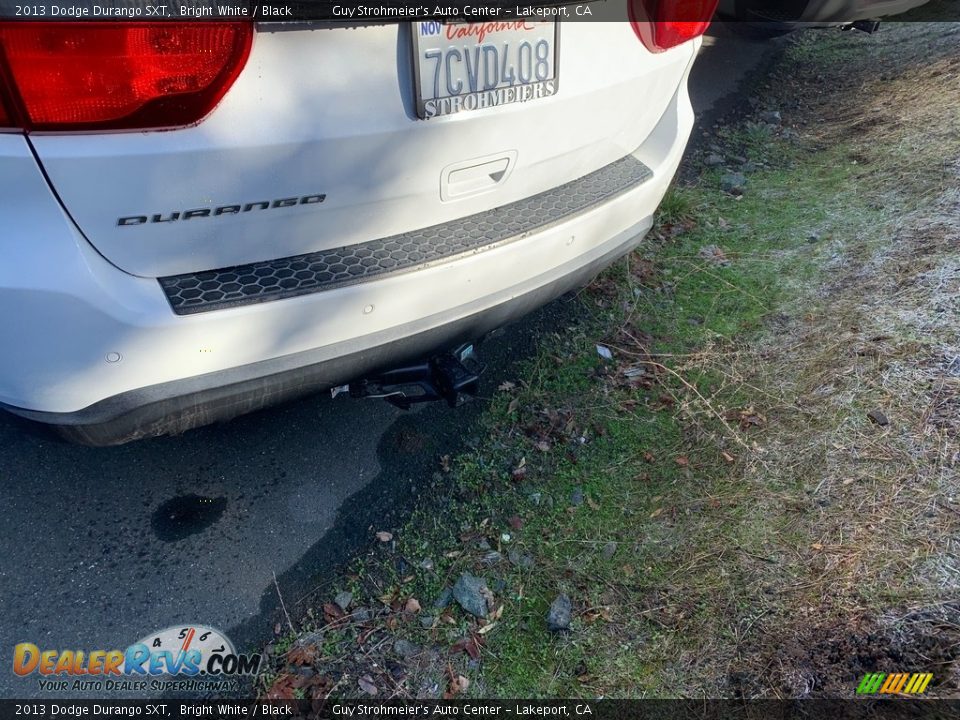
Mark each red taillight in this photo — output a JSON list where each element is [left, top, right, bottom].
[[0, 22, 252, 132], [629, 0, 718, 53]]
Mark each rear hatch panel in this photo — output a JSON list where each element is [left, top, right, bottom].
[[29, 18, 695, 279]]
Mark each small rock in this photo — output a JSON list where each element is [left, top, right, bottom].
[[358, 675, 378, 696], [432, 587, 453, 610], [508, 551, 535, 570], [704, 153, 725, 167], [547, 594, 573, 632], [730, 154, 748, 164], [419, 615, 436, 629], [394, 639, 420, 659], [530, 492, 542, 506], [297, 630, 324, 647], [601, 542, 617, 560], [867, 409, 890, 427], [570, 487, 585, 506], [333, 591, 353, 612], [760, 110, 782, 124], [721, 172, 747, 195], [477, 539, 491, 551], [419, 557, 435, 571], [452, 573, 491, 618], [351, 607, 372, 622]]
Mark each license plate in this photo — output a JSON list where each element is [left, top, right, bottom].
[[412, 21, 559, 119]]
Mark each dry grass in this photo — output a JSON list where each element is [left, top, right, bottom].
[[650, 20, 960, 697]]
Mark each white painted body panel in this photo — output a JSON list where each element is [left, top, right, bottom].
[[30, 19, 696, 277]]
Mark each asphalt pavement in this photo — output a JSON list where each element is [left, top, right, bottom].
[[0, 24, 776, 698]]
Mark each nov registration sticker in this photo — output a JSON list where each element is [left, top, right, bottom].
[[412, 21, 559, 119]]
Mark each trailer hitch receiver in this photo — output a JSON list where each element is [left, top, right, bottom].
[[334, 345, 482, 410]]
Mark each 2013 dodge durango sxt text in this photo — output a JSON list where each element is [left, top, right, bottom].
[[0, 1, 716, 444]]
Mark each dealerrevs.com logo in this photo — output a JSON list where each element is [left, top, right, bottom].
[[13, 625, 261, 693]]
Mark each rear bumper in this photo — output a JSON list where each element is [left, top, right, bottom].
[[0, 56, 695, 444], [5, 224, 650, 445]]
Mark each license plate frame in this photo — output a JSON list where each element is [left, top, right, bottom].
[[411, 20, 560, 120]]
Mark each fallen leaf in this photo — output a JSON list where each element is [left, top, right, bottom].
[[507, 397, 520, 414], [265, 675, 296, 700], [721, 451, 735, 463], [405, 597, 422, 614], [675, 456, 689, 467], [650, 508, 663, 518], [452, 636, 482, 660], [811, 543, 823, 551], [511, 459, 527, 481], [733, 407, 766, 429], [297, 674, 334, 699], [508, 515, 523, 531], [596, 345, 613, 360], [444, 674, 470, 698], [287, 644, 317, 666], [375, 531, 393, 542], [477, 622, 497, 635], [643, 451, 655, 463], [323, 603, 346, 624], [586, 497, 600, 511], [498, 381, 516, 392], [535, 440, 551, 452]]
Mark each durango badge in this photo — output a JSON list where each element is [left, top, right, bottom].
[[117, 194, 326, 226]]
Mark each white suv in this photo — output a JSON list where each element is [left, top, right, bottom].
[[0, 5, 712, 444]]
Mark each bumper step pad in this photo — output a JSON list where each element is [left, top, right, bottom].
[[159, 154, 652, 315]]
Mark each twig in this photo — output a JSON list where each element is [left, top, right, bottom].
[[273, 571, 296, 636], [615, 352, 755, 451]]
